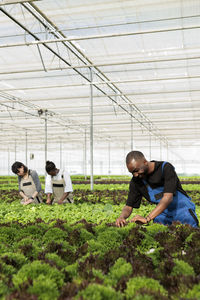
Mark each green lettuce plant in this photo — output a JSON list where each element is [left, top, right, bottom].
[[125, 276, 167, 299], [13, 260, 64, 290], [76, 283, 123, 300], [171, 259, 195, 276], [104, 257, 132, 287]]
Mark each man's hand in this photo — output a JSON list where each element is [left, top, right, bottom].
[[58, 199, 63, 205], [46, 198, 51, 205], [131, 215, 147, 224], [116, 217, 127, 227]]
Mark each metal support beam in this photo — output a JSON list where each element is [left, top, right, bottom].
[[8, 147, 10, 175], [90, 68, 94, 190], [0, 91, 111, 142], [2, 12, 200, 35], [123, 143, 126, 174], [60, 139, 62, 168], [2, 53, 200, 75], [14, 140, 16, 161], [108, 141, 111, 174], [167, 143, 169, 161], [149, 127, 152, 161], [0, 23, 199, 44], [45, 110, 47, 171], [0, 0, 39, 5], [84, 129, 87, 180], [160, 140, 162, 161], [131, 106, 133, 150], [0, 5, 169, 148], [25, 130, 28, 165], [4, 74, 200, 91]]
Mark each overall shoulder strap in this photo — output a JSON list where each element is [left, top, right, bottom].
[[143, 179, 148, 185], [161, 161, 167, 174]]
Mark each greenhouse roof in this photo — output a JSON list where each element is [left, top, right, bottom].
[[0, 0, 200, 169]]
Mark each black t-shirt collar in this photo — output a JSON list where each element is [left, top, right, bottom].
[[131, 161, 163, 183]]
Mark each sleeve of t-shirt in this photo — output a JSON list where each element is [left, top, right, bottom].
[[18, 176, 21, 192], [30, 170, 42, 193], [45, 174, 53, 194], [163, 162, 178, 194], [126, 180, 142, 208], [63, 171, 73, 193]]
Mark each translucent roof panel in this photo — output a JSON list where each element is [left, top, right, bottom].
[[0, 0, 200, 174]]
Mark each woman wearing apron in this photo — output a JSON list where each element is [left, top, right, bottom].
[[45, 161, 73, 205], [11, 161, 43, 205]]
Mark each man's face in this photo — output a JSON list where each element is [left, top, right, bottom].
[[48, 169, 57, 177], [127, 159, 149, 179]]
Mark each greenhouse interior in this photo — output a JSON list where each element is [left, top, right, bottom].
[[0, 1, 200, 300], [1, 0, 200, 176]]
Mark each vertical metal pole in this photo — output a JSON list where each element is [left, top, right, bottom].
[[166, 142, 169, 161], [89, 68, 94, 190], [25, 130, 28, 165], [8, 148, 10, 175], [160, 140, 162, 161], [84, 129, 87, 180], [131, 106, 133, 150], [15, 140, 16, 161], [149, 127, 151, 160], [124, 143, 126, 174], [108, 140, 111, 174], [45, 110, 47, 172], [60, 139, 62, 168]]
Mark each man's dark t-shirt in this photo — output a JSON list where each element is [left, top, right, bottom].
[[126, 161, 189, 208]]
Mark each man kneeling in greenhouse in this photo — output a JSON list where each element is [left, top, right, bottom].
[[116, 151, 199, 228]]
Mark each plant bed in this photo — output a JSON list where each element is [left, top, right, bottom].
[[0, 218, 199, 300]]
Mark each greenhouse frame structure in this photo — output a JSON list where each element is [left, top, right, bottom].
[[0, 0, 200, 185]]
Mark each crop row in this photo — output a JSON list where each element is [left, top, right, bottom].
[[1, 175, 200, 191], [0, 186, 199, 300], [0, 218, 199, 300], [1, 188, 200, 206], [0, 190, 154, 225]]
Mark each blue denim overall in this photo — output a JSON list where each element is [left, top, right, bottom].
[[143, 162, 199, 227]]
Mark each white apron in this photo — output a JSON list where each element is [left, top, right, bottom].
[[20, 174, 42, 204], [51, 174, 73, 204]]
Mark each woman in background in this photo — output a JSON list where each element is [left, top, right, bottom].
[[11, 161, 43, 205], [45, 161, 73, 204]]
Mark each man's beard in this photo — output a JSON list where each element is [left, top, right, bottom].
[[138, 166, 148, 179]]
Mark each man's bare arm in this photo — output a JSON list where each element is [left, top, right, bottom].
[[116, 205, 133, 227], [131, 193, 173, 224], [147, 193, 173, 221]]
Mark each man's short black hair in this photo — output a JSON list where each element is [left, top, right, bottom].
[[11, 161, 28, 175], [46, 161, 56, 173], [126, 151, 145, 164]]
